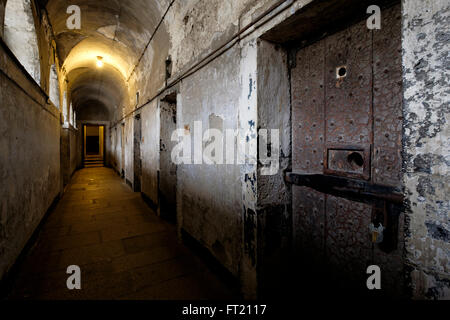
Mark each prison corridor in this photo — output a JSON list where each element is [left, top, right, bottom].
[[5, 168, 237, 300]]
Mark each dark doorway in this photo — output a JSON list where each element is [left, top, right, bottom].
[[159, 93, 177, 223], [133, 114, 142, 192], [83, 125, 105, 168], [86, 136, 100, 155], [121, 123, 125, 178]]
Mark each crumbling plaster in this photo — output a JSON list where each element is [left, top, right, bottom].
[[177, 44, 243, 280], [140, 100, 160, 206], [256, 39, 292, 298], [402, 0, 450, 300], [121, 0, 321, 299]]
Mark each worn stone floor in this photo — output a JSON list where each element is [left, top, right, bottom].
[[6, 167, 238, 300]]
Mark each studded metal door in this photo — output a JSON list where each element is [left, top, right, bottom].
[[290, 5, 404, 295]]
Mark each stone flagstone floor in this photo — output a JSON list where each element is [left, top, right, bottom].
[[6, 167, 238, 300]]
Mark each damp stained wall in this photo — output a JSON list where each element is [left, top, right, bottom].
[[177, 45, 243, 279], [121, 0, 320, 299], [256, 39, 292, 298], [124, 117, 134, 187], [140, 100, 160, 205], [0, 42, 61, 279], [0, 0, 66, 280], [165, 0, 282, 77], [402, 0, 450, 300], [117, 1, 291, 298]]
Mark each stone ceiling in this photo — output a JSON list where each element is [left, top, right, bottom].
[[42, 0, 172, 117]]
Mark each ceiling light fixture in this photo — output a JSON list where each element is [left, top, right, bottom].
[[96, 56, 104, 68]]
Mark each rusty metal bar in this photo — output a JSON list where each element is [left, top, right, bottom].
[[285, 172, 404, 204]]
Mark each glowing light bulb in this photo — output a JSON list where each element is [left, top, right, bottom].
[[96, 56, 103, 68]]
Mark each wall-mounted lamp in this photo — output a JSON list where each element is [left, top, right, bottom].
[[96, 56, 104, 68]]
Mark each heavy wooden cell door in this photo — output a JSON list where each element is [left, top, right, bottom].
[[288, 5, 404, 296]]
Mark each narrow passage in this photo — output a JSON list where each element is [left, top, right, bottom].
[[7, 168, 237, 300]]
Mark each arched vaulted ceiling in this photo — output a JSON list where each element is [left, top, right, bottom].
[[39, 0, 172, 119], [67, 65, 126, 118]]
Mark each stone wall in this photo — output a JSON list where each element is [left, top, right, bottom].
[[0, 40, 61, 280], [0, 0, 67, 280]]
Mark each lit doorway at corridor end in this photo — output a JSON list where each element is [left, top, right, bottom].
[[83, 125, 105, 168]]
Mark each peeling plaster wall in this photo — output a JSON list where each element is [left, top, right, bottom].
[[127, 27, 169, 112], [122, 0, 313, 205], [256, 39, 291, 298], [3, 0, 63, 102], [106, 0, 449, 299], [238, 40, 259, 298], [3, 0, 41, 84], [121, 3, 171, 190], [256, 40, 291, 211], [0, 42, 61, 280], [165, 0, 277, 77], [37, 10, 60, 103], [121, 1, 171, 118], [402, 0, 450, 300], [124, 117, 134, 187], [177, 45, 243, 279], [0, 0, 65, 281], [124, 4, 295, 295], [141, 100, 160, 205], [125, 0, 317, 298]]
